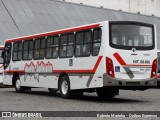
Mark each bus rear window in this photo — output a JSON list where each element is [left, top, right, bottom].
[[109, 22, 154, 50]]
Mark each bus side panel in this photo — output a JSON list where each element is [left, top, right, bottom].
[[25, 74, 58, 88], [3, 74, 12, 85], [3, 21, 108, 90]]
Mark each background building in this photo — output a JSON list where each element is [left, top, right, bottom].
[[59, 0, 160, 17], [0, 0, 160, 48]]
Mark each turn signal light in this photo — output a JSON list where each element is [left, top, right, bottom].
[[150, 59, 157, 78], [106, 57, 115, 78]]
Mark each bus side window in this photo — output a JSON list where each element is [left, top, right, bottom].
[[13, 43, 18, 61], [60, 35, 67, 58], [75, 32, 83, 57], [53, 36, 59, 58], [29, 41, 33, 59], [34, 39, 40, 59], [46, 37, 54, 58], [40, 38, 46, 59], [92, 28, 102, 56], [13, 42, 22, 61], [83, 31, 91, 56], [75, 30, 92, 57], [18, 42, 22, 60], [33, 38, 46, 60], [23, 40, 33, 60], [23, 41, 29, 60], [46, 36, 59, 59], [67, 33, 74, 57], [60, 33, 74, 58]]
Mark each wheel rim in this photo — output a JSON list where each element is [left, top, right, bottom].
[[61, 80, 68, 95], [16, 79, 21, 90]]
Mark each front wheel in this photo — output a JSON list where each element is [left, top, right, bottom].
[[60, 76, 72, 99], [14, 77, 25, 93]]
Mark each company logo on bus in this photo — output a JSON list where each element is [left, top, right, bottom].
[[132, 48, 136, 52]]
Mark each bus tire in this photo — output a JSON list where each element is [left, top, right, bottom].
[[96, 88, 116, 99], [60, 76, 72, 99], [14, 76, 25, 93], [48, 88, 57, 95]]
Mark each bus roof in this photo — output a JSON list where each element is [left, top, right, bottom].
[[4, 20, 155, 44], [5, 22, 101, 44]]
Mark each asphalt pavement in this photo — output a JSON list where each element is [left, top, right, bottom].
[[0, 87, 160, 120]]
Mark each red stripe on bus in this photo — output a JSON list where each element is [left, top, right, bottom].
[[53, 56, 103, 74], [53, 70, 94, 74], [113, 53, 126, 66], [5, 24, 100, 43], [114, 52, 152, 67], [93, 56, 103, 71], [4, 70, 25, 74]]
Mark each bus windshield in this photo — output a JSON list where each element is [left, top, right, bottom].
[[110, 22, 154, 50]]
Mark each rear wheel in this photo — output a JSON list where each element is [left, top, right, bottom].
[[60, 76, 72, 99]]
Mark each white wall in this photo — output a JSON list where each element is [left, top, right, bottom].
[[60, 0, 160, 17]]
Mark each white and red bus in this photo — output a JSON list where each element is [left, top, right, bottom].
[[2, 21, 157, 99], [0, 45, 4, 85]]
